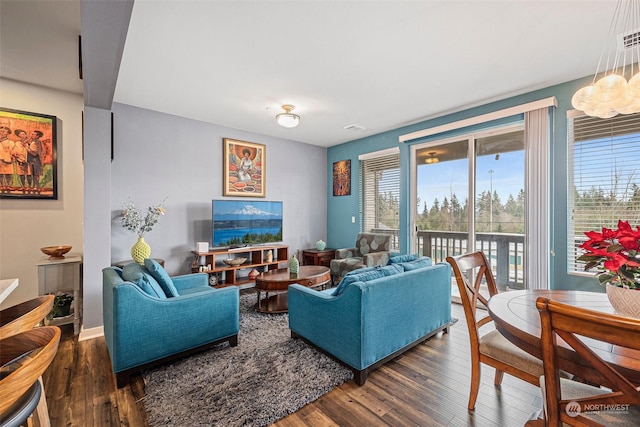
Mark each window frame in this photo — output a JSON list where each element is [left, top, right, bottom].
[[358, 147, 400, 250], [567, 110, 640, 276]]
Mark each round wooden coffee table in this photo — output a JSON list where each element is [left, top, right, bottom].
[[254, 266, 331, 313]]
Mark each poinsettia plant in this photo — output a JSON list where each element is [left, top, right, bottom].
[[577, 220, 640, 289]]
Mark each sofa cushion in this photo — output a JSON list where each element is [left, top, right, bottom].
[[144, 258, 180, 297], [398, 257, 433, 271], [388, 253, 420, 264], [332, 264, 403, 296], [122, 262, 167, 299]]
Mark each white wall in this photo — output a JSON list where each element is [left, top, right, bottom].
[[110, 103, 328, 276], [82, 106, 112, 330], [0, 91, 327, 330], [0, 78, 84, 309]]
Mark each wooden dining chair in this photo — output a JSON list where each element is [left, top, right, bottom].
[[532, 297, 640, 426], [446, 252, 543, 411]]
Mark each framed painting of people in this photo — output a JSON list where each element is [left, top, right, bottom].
[[223, 138, 265, 197], [0, 108, 57, 200], [333, 159, 351, 196]]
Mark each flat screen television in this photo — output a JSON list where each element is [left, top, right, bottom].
[[212, 200, 283, 247]]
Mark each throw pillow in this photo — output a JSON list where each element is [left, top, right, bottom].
[[144, 258, 180, 297], [122, 262, 167, 299], [332, 264, 403, 296], [388, 253, 420, 264], [136, 275, 166, 298], [399, 257, 433, 271]]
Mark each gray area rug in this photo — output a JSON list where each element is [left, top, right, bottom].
[[142, 294, 353, 426]]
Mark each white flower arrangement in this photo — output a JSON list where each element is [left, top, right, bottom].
[[121, 197, 167, 237]]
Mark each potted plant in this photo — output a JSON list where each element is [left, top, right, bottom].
[[47, 292, 74, 319], [120, 197, 167, 264], [578, 220, 640, 317]]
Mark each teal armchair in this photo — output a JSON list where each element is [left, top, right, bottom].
[[102, 265, 239, 387]]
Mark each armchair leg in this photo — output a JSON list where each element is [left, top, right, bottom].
[[353, 369, 368, 386], [494, 369, 504, 386], [116, 372, 130, 389], [228, 334, 238, 347]]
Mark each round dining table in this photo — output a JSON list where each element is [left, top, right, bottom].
[[487, 289, 640, 384]]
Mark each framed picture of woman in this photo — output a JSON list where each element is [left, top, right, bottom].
[[0, 107, 57, 200], [223, 138, 265, 197]]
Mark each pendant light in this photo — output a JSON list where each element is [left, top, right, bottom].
[[276, 105, 300, 128], [571, 0, 640, 118], [425, 152, 439, 164]]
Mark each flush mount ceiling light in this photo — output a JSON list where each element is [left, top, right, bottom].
[[425, 152, 439, 164], [571, 0, 640, 118], [276, 104, 300, 128]]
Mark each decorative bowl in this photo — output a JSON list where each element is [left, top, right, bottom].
[[41, 246, 72, 259], [223, 257, 247, 266]]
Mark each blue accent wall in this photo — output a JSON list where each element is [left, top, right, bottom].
[[328, 75, 603, 292]]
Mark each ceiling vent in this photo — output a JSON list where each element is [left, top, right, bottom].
[[344, 124, 367, 132], [618, 28, 640, 50]]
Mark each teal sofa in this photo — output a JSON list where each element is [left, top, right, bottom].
[[288, 256, 452, 385], [102, 261, 239, 387]]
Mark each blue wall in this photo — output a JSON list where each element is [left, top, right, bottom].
[[327, 75, 602, 292]]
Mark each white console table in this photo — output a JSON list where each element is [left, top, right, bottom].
[[37, 255, 82, 334]]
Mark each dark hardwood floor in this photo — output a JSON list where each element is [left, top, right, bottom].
[[42, 303, 542, 426]]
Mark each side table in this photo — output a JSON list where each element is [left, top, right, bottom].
[[301, 248, 336, 267], [37, 255, 82, 335], [112, 258, 165, 268]]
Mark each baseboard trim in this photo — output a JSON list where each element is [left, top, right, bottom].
[[79, 325, 104, 341]]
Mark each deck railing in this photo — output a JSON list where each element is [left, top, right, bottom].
[[370, 228, 525, 290]]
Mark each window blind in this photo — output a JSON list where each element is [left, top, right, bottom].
[[567, 112, 640, 274], [360, 152, 400, 249]]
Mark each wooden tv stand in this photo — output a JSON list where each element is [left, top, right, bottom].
[[191, 244, 288, 288]]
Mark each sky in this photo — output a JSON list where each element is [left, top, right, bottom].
[[416, 150, 524, 211]]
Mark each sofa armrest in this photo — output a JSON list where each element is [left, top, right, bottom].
[[107, 283, 239, 373], [362, 251, 391, 267], [171, 272, 208, 291], [288, 284, 364, 369], [335, 247, 359, 259]]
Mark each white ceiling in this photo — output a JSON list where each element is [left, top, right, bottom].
[[0, 1, 623, 147]]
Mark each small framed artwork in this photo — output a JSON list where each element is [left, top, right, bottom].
[[223, 138, 265, 197], [0, 108, 57, 199], [333, 159, 351, 196]]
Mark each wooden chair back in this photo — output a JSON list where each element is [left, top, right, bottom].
[[0, 326, 61, 415], [0, 295, 55, 339], [536, 297, 640, 426], [446, 252, 499, 341]]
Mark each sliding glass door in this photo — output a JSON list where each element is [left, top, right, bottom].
[[411, 124, 526, 292]]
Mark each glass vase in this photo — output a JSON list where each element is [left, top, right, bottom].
[[289, 254, 299, 274]]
